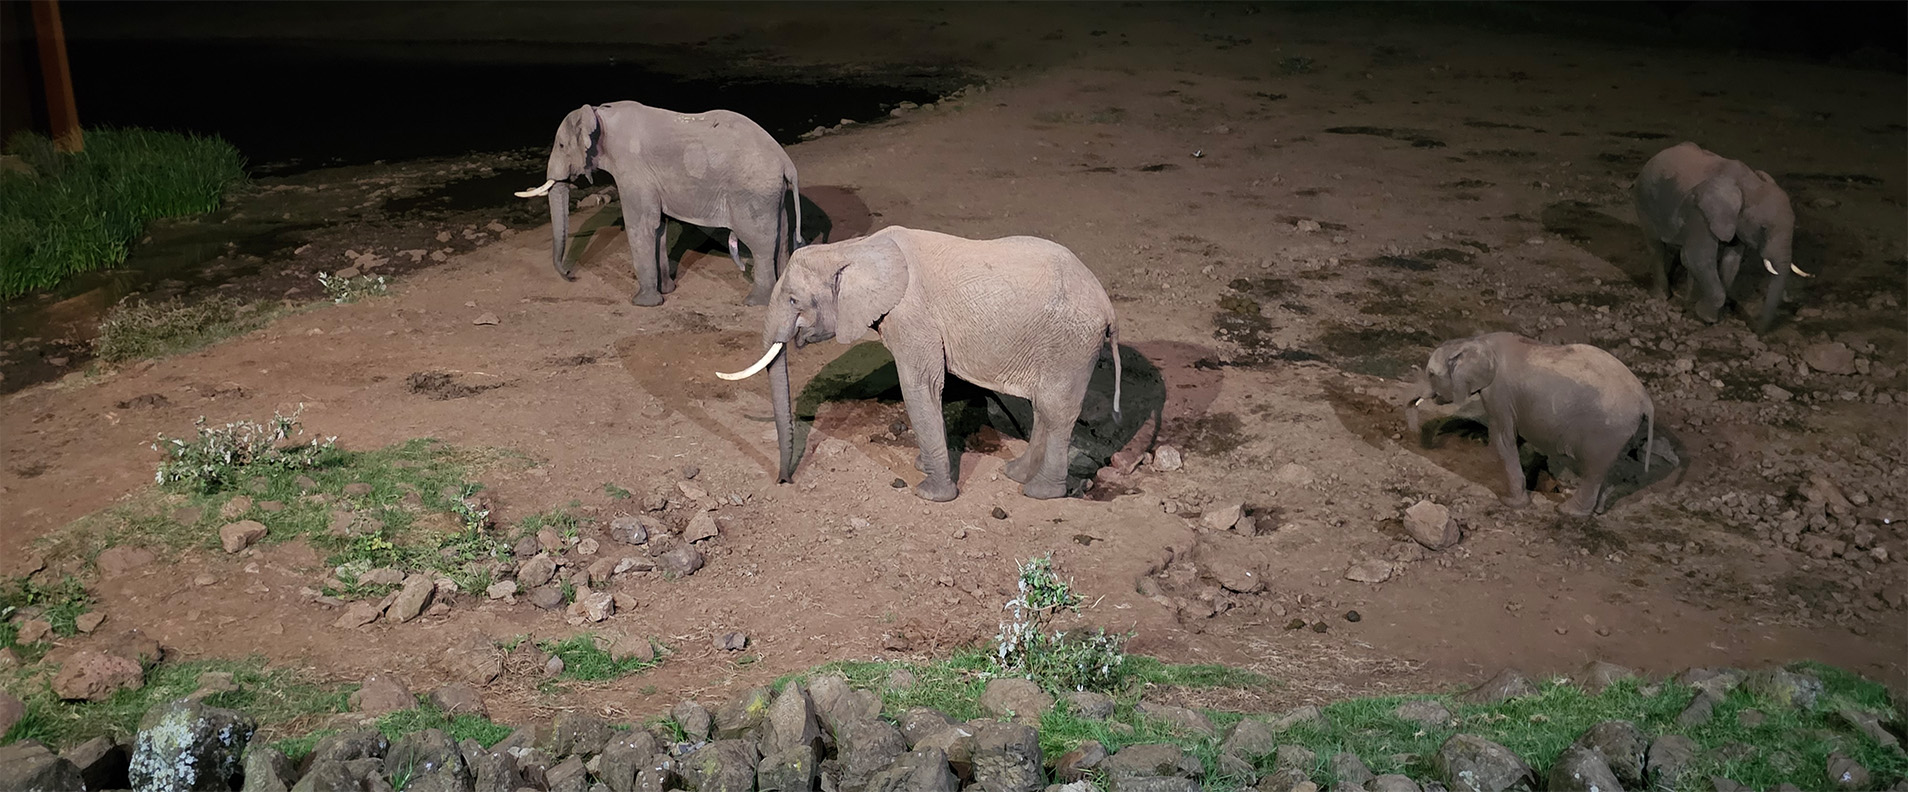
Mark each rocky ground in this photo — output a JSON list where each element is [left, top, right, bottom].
[[2, 0, 1904, 758]]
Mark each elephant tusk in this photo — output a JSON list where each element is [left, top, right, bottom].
[[514, 179, 557, 198], [1763, 258, 1778, 276], [1790, 263, 1814, 278], [716, 342, 784, 381]]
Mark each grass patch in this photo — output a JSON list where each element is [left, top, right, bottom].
[[0, 575, 94, 662], [537, 634, 664, 682], [0, 128, 246, 299], [1, 656, 345, 749], [374, 703, 515, 748], [94, 296, 286, 363], [603, 483, 633, 500]]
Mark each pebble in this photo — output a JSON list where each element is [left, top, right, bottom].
[[992, 507, 1009, 520]]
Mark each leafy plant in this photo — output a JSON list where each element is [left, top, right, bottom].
[[994, 554, 1130, 692], [152, 408, 336, 493]]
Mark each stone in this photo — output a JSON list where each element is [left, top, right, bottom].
[[1393, 699, 1453, 726], [1646, 735, 1698, 791], [97, 545, 157, 575], [1209, 557, 1264, 594], [546, 754, 590, 792], [334, 600, 384, 628], [1433, 734, 1534, 792], [715, 631, 748, 651], [219, 520, 268, 552], [1461, 669, 1538, 704], [1575, 660, 1637, 694], [74, 612, 105, 633], [1054, 740, 1108, 782], [1404, 500, 1461, 550], [755, 745, 820, 792], [486, 580, 518, 600], [599, 732, 660, 792], [673, 700, 713, 741], [1762, 383, 1793, 402], [1104, 743, 1203, 781], [220, 495, 255, 520], [1332, 753, 1376, 787], [1568, 721, 1646, 788], [188, 671, 239, 701], [577, 591, 614, 622], [444, 634, 503, 685], [915, 724, 979, 781], [660, 545, 705, 577], [0, 690, 24, 736], [837, 717, 908, 789], [807, 673, 882, 735], [710, 686, 773, 740], [551, 712, 615, 758], [53, 650, 144, 701], [1153, 444, 1184, 471], [1545, 745, 1620, 792], [1827, 752, 1871, 791], [1275, 463, 1314, 485], [1203, 503, 1244, 531], [1136, 700, 1217, 737], [586, 557, 620, 586], [1835, 706, 1900, 751], [1803, 342, 1857, 375], [310, 728, 390, 764], [61, 735, 130, 792], [968, 719, 1043, 792], [0, 741, 84, 792], [1060, 690, 1114, 720], [517, 554, 558, 588], [385, 728, 470, 792], [387, 574, 436, 623], [472, 312, 500, 325], [359, 567, 405, 586], [128, 699, 257, 792], [428, 682, 487, 717], [1272, 744, 1316, 773], [609, 515, 651, 545], [762, 682, 823, 756], [1370, 776, 1422, 792], [1267, 705, 1326, 732], [17, 618, 52, 644], [101, 628, 164, 668], [609, 633, 655, 665], [864, 747, 961, 792], [1745, 668, 1824, 709], [349, 673, 415, 715], [899, 708, 958, 747], [1221, 718, 1279, 759], [240, 745, 295, 792], [980, 678, 1055, 724], [1677, 691, 1720, 727], [1255, 768, 1312, 792], [527, 585, 565, 610], [1345, 559, 1393, 583], [686, 511, 720, 543]]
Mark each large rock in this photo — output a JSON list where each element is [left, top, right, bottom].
[[915, 724, 980, 781], [1803, 342, 1857, 375], [1104, 743, 1204, 781], [385, 728, 470, 792], [1459, 669, 1537, 704], [863, 747, 960, 792], [52, 650, 144, 700], [288, 759, 367, 792], [1569, 721, 1646, 788], [1576, 661, 1638, 695], [1827, 752, 1871, 791], [1332, 752, 1376, 787], [1221, 718, 1279, 759], [239, 745, 294, 792], [128, 699, 257, 792], [101, 628, 165, 668], [386, 574, 436, 623], [837, 717, 908, 790], [968, 719, 1043, 792], [808, 674, 882, 736], [1404, 500, 1461, 550], [763, 682, 824, 755], [516, 554, 557, 588], [427, 682, 487, 717], [713, 685, 773, 740], [0, 690, 24, 736], [62, 735, 130, 792], [1393, 699, 1452, 726], [1065, 691, 1115, 720], [0, 741, 84, 792], [1254, 768, 1312, 792], [673, 700, 713, 741], [1273, 745, 1317, 773], [545, 754, 590, 792], [1545, 745, 1621, 792], [596, 731, 659, 792], [220, 520, 268, 553], [349, 673, 416, 715], [461, 738, 522, 792], [1370, 776, 1422, 792], [1434, 734, 1534, 792], [552, 712, 615, 757], [1645, 735, 1697, 790], [660, 545, 705, 577], [899, 708, 959, 748], [681, 740, 759, 792], [756, 745, 820, 792], [1135, 700, 1216, 737], [309, 728, 390, 764], [978, 678, 1053, 725], [1053, 741, 1108, 783], [1745, 668, 1825, 710], [442, 634, 502, 685]]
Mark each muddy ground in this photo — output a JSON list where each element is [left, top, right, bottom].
[[3, 4, 1904, 727]]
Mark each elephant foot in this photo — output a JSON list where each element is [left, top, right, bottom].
[[1557, 498, 1596, 518], [632, 291, 665, 307], [1021, 479, 1067, 500], [743, 290, 771, 307], [1002, 454, 1036, 483], [1500, 492, 1530, 509], [913, 478, 958, 503], [659, 279, 677, 295]]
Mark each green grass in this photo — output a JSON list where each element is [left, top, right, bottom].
[[94, 296, 288, 363], [1, 656, 346, 749], [0, 128, 246, 299], [538, 634, 664, 682], [603, 483, 633, 500]]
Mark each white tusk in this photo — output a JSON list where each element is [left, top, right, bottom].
[[1763, 258, 1778, 275], [1790, 263, 1814, 278], [514, 179, 556, 198], [716, 342, 783, 381]]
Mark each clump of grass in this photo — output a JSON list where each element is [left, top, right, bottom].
[[995, 554, 1131, 693], [538, 634, 663, 682], [603, 483, 633, 500], [152, 408, 336, 494], [372, 703, 514, 749], [1, 656, 345, 749], [0, 128, 246, 299], [94, 295, 279, 363], [317, 271, 387, 304], [0, 575, 94, 660]]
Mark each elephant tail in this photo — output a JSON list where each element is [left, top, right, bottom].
[[1107, 320, 1123, 425], [1642, 395, 1654, 474], [786, 162, 803, 250]]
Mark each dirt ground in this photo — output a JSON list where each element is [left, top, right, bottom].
[[3, 4, 1905, 726]]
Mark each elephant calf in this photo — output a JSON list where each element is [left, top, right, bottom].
[[1406, 332, 1656, 517], [717, 226, 1122, 502]]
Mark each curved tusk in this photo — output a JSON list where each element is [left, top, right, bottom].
[[514, 179, 557, 198], [716, 342, 784, 381], [1790, 263, 1814, 278], [1763, 258, 1778, 276]]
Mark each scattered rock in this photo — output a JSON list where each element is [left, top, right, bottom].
[[473, 312, 500, 325], [1066, 690, 1115, 720], [384, 728, 469, 792], [485, 580, 518, 600], [661, 545, 705, 577], [1220, 718, 1278, 759], [1153, 445, 1184, 471], [1274, 462, 1314, 485], [968, 719, 1043, 792], [97, 546, 156, 575], [1746, 668, 1825, 709], [427, 682, 487, 717], [992, 506, 1010, 520], [1569, 721, 1646, 788], [358, 567, 405, 586], [333, 600, 385, 628], [219, 495, 254, 520], [1646, 735, 1698, 790], [128, 699, 256, 792], [349, 673, 415, 716], [0, 741, 84, 792], [576, 591, 615, 622], [1345, 559, 1393, 584], [1803, 342, 1857, 375], [101, 628, 164, 668], [1677, 690, 1720, 727], [1826, 752, 1871, 791], [686, 511, 720, 543], [1546, 745, 1621, 792], [1404, 500, 1461, 549], [1208, 557, 1264, 594], [0, 691, 25, 740], [1393, 699, 1452, 726], [1203, 503, 1244, 531], [1762, 383, 1793, 402], [386, 574, 436, 623], [715, 630, 749, 651], [75, 612, 105, 633], [673, 700, 714, 741], [1576, 660, 1638, 694], [1460, 669, 1538, 704], [1370, 775, 1422, 792], [1104, 742, 1204, 782], [609, 515, 651, 545], [980, 678, 1055, 725], [713, 686, 774, 740], [16, 618, 52, 644], [1332, 752, 1376, 787], [1273, 744, 1318, 772], [609, 633, 656, 665], [516, 554, 558, 588], [1434, 734, 1533, 792], [1136, 700, 1217, 737], [526, 585, 565, 610], [53, 650, 144, 701]]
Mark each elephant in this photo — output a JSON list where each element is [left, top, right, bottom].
[[1405, 332, 1657, 517], [1632, 141, 1811, 332], [515, 101, 801, 307], [715, 226, 1123, 502]]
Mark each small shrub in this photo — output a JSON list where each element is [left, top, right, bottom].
[[317, 271, 387, 304], [94, 295, 267, 362], [152, 408, 336, 493], [995, 555, 1130, 692]]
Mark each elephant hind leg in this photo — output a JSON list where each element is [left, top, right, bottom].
[[1021, 378, 1089, 500], [1560, 444, 1621, 517]]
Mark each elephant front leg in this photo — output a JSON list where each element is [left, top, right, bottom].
[[1678, 235, 1727, 324], [897, 364, 958, 502], [621, 196, 666, 306], [1644, 236, 1674, 300], [1489, 426, 1529, 508]]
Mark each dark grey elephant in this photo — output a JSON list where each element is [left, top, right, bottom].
[[715, 226, 1123, 502], [516, 101, 800, 307], [1405, 332, 1658, 517], [1632, 141, 1811, 332]]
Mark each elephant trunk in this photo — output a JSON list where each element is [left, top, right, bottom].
[[548, 182, 574, 280], [767, 310, 800, 482], [1405, 385, 1438, 448], [1754, 267, 1789, 334]]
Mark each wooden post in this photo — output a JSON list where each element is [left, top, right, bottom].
[[30, 0, 80, 152]]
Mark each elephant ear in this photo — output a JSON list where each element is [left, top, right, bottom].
[[1447, 337, 1497, 398], [1694, 175, 1744, 243], [833, 235, 909, 344]]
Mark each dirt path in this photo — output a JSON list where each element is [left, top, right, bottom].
[[4, 4, 1903, 723]]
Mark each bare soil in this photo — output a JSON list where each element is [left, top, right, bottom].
[[4, 4, 1904, 727]]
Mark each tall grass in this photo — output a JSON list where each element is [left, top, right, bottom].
[[0, 128, 246, 299]]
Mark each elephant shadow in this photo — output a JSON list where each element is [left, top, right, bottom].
[[791, 342, 1167, 497], [1411, 407, 1686, 514], [1541, 200, 1656, 293]]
